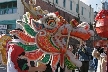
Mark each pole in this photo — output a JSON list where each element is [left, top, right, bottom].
[[78, 0, 80, 23], [102, 2, 105, 10], [89, 5, 91, 25]]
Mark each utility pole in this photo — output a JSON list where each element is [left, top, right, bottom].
[[101, 0, 106, 10], [78, 0, 80, 23], [89, 5, 91, 25], [102, 2, 105, 9]]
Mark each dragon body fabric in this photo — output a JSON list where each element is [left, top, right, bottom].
[[7, 0, 94, 72]]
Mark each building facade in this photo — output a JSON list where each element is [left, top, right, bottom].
[[97, 1, 108, 11], [0, 0, 94, 34], [104, 1, 108, 10], [0, 0, 24, 34], [42, 0, 94, 23]]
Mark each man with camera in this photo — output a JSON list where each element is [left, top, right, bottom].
[[78, 42, 91, 72]]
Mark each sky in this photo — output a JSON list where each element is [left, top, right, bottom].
[[80, 0, 102, 11]]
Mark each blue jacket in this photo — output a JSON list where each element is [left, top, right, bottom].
[[78, 47, 91, 61]]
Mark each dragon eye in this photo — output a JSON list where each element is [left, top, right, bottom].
[[46, 17, 56, 27]]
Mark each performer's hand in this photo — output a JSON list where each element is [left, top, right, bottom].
[[28, 64, 46, 72], [37, 64, 47, 71], [29, 0, 36, 5]]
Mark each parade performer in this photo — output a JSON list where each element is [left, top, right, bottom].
[[8, 0, 94, 72]]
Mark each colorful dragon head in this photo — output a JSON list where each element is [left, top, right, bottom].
[[31, 12, 60, 31], [17, 0, 94, 45]]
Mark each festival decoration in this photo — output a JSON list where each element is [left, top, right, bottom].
[[7, 0, 94, 71], [70, 19, 78, 28], [0, 34, 12, 65], [95, 10, 108, 38]]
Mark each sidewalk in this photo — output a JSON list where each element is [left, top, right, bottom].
[[75, 67, 95, 72], [1, 60, 95, 72], [0, 65, 6, 72]]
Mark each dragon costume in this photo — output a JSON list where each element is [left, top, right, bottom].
[[0, 0, 94, 72]]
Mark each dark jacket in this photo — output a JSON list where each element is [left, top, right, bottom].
[[78, 47, 91, 61]]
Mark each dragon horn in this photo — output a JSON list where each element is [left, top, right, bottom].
[[21, 0, 38, 19]]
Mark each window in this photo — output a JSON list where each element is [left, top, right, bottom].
[[76, 4, 79, 13], [0, 3, 8, 14], [56, 0, 58, 4], [0, 1, 17, 15], [63, 0, 66, 7], [107, 5, 108, 10], [89, 12, 91, 18], [6, 29, 11, 34], [0, 9, 1, 15], [7, 24, 12, 29], [70, 1, 72, 10], [12, 1, 17, 13], [81, 7, 83, 15], [8, 2, 13, 14]]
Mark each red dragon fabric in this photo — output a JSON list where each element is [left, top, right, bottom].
[[95, 10, 108, 38]]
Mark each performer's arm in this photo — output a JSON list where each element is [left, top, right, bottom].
[[28, 64, 47, 72]]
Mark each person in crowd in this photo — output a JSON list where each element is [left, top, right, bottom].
[[92, 46, 107, 72], [90, 47, 98, 72], [78, 42, 91, 72], [7, 28, 47, 72], [55, 61, 64, 72]]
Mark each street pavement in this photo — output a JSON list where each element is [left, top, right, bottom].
[[0, 60, 95, 72], [75, 68, 95, 72], [0, 66, 95, 72], [0, 65, 6, 72]]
